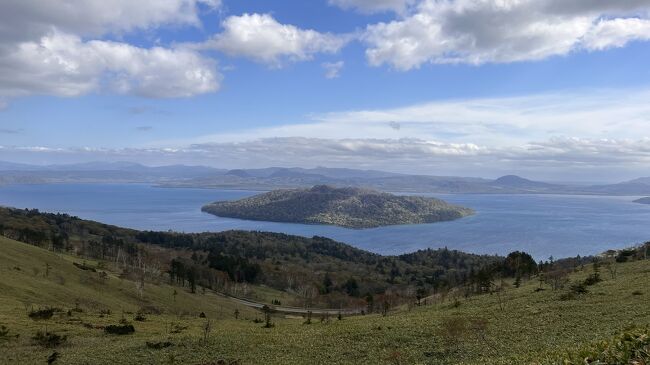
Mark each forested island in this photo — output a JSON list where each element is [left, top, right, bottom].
[[201, 185, 474, 228]]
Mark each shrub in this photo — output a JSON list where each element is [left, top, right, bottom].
[[583, 273, 602, 286], [169, 322, 187, 334], [104, 324, 135, 335], [134, 313, 146, 322], [32, 331, 67, 348], [616, 249, 637, 263], [138, 306, 162, 315], [28, 307, 60, 320], [0, 325, 14, 342], [73, 262, 96, 272], [556, 328, 650, 364], [146, 341, 173, 349], [437, 317, 469, 353]]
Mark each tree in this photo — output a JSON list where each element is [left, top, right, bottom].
[[365, 293, 374, 314], [188, 267, 197, 294], [202, 319, 212, 343], [416, 287, 427, 306], [343, 278, 359, 297], [261, 305, 274, 328], [322, 274, 333, 294], [502, 251, 537, 278]]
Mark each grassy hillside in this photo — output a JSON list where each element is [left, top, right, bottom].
[[1, 235, 648, 364], [0, 236, 257, 317], [202, 185, 473, 228], [0, 207, 501, 307]]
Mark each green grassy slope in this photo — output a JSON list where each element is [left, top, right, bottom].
[[2, 236, 649, 364]]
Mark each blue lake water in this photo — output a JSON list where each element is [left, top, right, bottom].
[[1, 183, 649, 260]]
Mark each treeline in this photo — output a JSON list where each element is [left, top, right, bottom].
[[0, 207, 502, 303], [2, 207, 647, 308]]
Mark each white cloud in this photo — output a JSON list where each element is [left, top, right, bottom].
[[167, 89, 650, 150], [0, 0, 219, 42], [0, 31, 220, 99], [322, 61, 344, 79], [5, 136, 650, 181], [328, 0, 415, 14], [582, 18, 650, 50], [0, 1, 221, 101], [362, 0, 650, 70], [202, 13, 348, 66], [7, 85, 650, 180]]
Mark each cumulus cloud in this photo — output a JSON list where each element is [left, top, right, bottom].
[[201, 13, 348, 66], [0, 31, 220, 99], [582, 18, 650, 50], [362, 0, 650, 69], [322, 61, 344, 79], [0, 0, 219, 43], [328, 0, 415, 14], [0, 0, 221, 101]]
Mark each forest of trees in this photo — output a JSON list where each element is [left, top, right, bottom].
[[2, 207, 647, 309]]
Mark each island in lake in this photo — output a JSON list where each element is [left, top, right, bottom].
[[634, 197, 650, 204], [202, 185, 474, 228]]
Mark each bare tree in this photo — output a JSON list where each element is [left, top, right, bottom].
[[202, 319, 212, 343]]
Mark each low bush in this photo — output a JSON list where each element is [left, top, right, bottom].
[[0, 325, 14, 342], [73, 262, 96, 272], [104, 324, 135, 335], [138, 305, 162, 315], [555, 328, 650, 364], [583, 273, 602, 286], [616, 249, 637, 263], [28, 307, 60, 320], [32, 331, 67, 348], [168, 323, 187, 334], [146, 341, 173, 349]]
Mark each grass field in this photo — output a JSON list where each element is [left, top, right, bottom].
[[1, 236, 649, 364]]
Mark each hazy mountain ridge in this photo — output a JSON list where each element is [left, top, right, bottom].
[[3, 161, 650, 195], [202, 185, 474, 228]]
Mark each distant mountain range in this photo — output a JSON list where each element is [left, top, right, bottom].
[[0, 161, 224, 184], [2, 160, 650, 195], [202, 185, 473, 228]]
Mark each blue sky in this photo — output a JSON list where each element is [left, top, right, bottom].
[[2, 0, 650, 181]]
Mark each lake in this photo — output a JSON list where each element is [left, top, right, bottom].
[[1, 183, 649, 260]]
